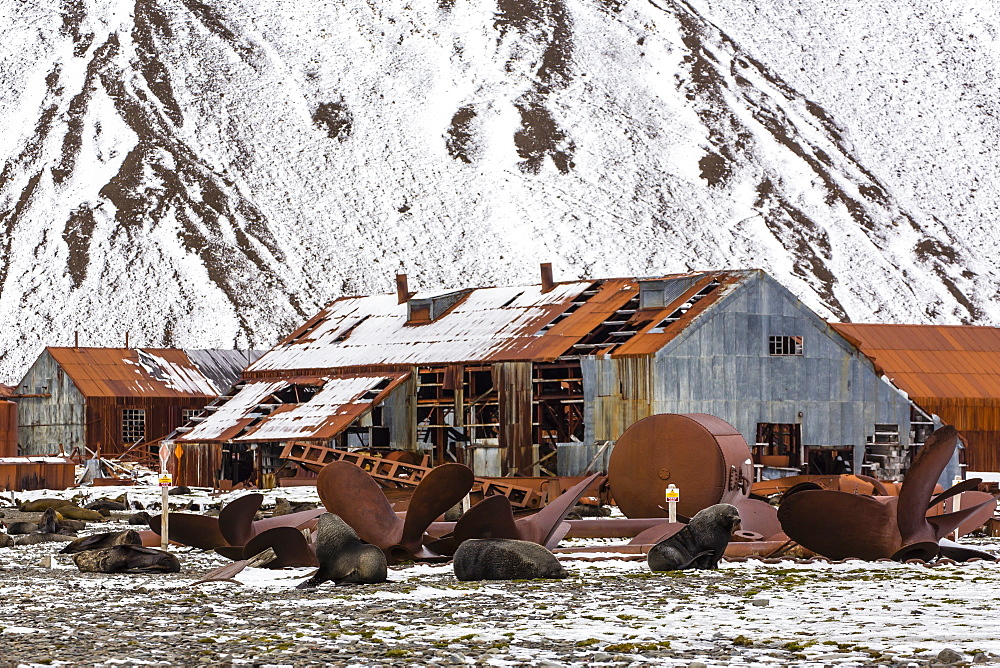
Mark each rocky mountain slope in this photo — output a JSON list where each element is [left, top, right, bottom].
[[1, 0, 997, 383]]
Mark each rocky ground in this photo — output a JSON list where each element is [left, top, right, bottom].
[[2, 516, 1000, 666], [2, 491, 999, 667]]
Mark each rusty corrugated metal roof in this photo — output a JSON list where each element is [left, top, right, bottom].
[[245, 271, 756, 376], [46, 347, 248, 399], [830, 323, 1000, 402]]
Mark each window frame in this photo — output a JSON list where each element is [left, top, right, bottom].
[[768, 335, 803, 356]]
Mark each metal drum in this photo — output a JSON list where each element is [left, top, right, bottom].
[[607, 413, 753, 519]]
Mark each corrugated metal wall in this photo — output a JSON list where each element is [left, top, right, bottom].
[[86, 397, 210, 456], [907, 398, 1000, 471], [961, 431, 1000, 472], [582, 357, 654, 444], [16, 351, 86, 455], [0, 401, 17, 457], [648, 274, 913, 473], [383, 372, 417, 450], [495, 362, 533, 475], [173, 441, 222, 488], [0, 461, 75, 491]]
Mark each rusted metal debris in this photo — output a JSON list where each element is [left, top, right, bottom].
[[424, 474, 604, 556], [149, 493, 323, 565], [286, 446, 546, 509], [778, 426, 998, 561], [316, 462, 602, 564]]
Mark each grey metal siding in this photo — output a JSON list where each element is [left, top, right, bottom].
[[15, 351, 86, 455], [649, 273, 913, 473]]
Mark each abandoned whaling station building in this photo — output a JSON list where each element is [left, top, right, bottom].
[[173, 268, 927, 487], [12, 347, 261, 457], [831, 323, 1000, 474]]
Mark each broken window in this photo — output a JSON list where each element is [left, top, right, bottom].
[[755, 423, 802, 468], [181, 408, 201, 424], [768, 335, 803, 356], [122, 408, 146, 444]]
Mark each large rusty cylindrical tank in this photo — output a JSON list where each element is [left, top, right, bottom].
[[0, 400, 17, 458], [607, 413, 753, 519]]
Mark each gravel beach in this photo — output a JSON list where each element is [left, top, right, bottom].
[[2, 507, 1000, 667]]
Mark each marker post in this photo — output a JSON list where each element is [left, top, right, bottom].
[[665, 484, 679, 524], [952, 475, 963, 541], [159, 444, 172, 550]]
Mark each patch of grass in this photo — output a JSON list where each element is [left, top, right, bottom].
[[733, 635, 753, 647], [603, 640, 671, 653], [385, 649, 409, 657], [575, 638, 599, 647]]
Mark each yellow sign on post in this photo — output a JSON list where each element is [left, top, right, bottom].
[[665, 484, 679, 523], [174, 444, 184, 460], [159, 473, 173, 487]]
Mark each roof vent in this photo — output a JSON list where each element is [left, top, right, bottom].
[[407, 289, 472, 325], [638, 275, 703, 309]]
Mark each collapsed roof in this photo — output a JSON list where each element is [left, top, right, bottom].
[[179, 271, 755, 443]]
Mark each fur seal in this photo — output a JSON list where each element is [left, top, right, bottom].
[[647, 503, 741, 572], [128, 511, 152, 526], [6, 522, 39, 535], [19, 499, 72, 512], [73, 545, 180, 574], [86, 500, 127, 512], [16, 532, 75, 545], [56, 505, 106, 522], [60, 530, 142, 554], [296, 513, 387, 588], [453, 538, 568, 581], [0, 533, 13, 548], [37, 507, 60, 534]]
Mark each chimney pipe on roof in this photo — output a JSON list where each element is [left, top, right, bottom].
[[396, 274, 410, 305], [125, 331, 129, 349], [74, 331, 79, 349], [540, 263, 554, 293]]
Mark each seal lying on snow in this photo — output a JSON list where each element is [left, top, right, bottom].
[[73, 545, 180, 573], [296, 513, 387, 588], [647, 503, 741, 572], [14, 508, 79, 545], [453, 538, 568, 581], [60, 530, 141, 554]]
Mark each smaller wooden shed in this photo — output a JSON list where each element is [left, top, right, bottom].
[[13, 348, 261, 457]]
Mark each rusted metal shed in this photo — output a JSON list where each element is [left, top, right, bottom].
[[0, 456, 75, 491], [178, 268, 923, 487], [12, 348, 261, 458], [832, 323, 1000, 471]]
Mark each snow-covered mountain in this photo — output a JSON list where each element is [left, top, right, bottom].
[[1, 0, 998, 383]]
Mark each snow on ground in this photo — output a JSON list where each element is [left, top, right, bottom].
[[1, 486, 999, 665]]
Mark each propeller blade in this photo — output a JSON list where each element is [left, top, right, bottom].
[[218, 493, 263, 547], [317, 461, 402, 549]]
